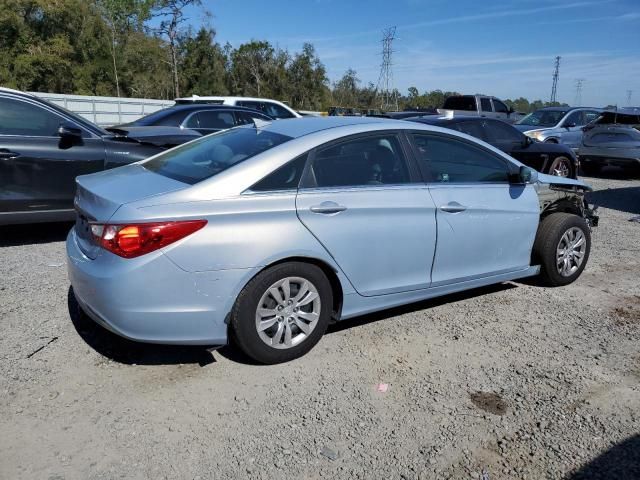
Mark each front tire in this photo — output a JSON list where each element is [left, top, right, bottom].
[[230, 262, 333, 364], [533, 213, 591, 287]]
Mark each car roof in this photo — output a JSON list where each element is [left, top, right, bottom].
[[408, 115, 493, 125], [151, 104, 272, 115], [174, 95, 289, 104], [254, 116, 404, 138]]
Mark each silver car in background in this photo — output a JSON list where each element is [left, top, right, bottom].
[[67, 117, 597, 364], [515, 107, 601, 150]]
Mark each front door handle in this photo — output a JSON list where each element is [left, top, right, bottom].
[[310, 201, 347, 214], [0, 149, 20, 160], [440, 201, 467, 213]]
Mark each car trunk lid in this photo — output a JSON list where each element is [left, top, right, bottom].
[[74, 164, 188, 258]]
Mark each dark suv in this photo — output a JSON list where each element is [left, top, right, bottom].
[[0, 88, 200, 225]]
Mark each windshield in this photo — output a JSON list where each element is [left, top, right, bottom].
[[142, 127, 292, 184], [518, 110, 568, 127]]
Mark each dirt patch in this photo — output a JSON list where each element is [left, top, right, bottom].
[[470, 391, 508, 416], [612, 297, 640, 326]]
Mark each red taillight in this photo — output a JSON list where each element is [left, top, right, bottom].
[[92, 220, 207, 258]]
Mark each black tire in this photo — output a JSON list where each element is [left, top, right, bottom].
[[230, 262, 333, 364], [580, 161, 601, 176], [533, 213, 591, 287]]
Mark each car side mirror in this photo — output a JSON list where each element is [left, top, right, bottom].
[[58, 123, 82, 139], [509, 166, 538, 184], [564, 122, 576, 129]]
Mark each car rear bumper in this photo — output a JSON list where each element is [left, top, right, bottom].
[[66, 228, 257, 345]]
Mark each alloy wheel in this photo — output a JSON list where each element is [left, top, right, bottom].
[[556, 227, 587, 277], [254, 277, 321, 349]]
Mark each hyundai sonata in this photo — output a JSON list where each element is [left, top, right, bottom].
[[67, 117, 598, 364]]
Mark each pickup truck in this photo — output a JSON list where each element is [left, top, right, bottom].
[[438, 95, 523, 124]]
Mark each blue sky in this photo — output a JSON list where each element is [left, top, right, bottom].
[[190, 0, 640, 106]]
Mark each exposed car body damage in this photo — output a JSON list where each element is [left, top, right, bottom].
[[535, 175, 599, 228]]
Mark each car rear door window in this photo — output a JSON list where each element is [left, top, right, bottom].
[[480, 98, 493, 112], [410, 133, 510, 183], [195, 110, 235, 130], [454, 121, 487, 140], [484, 121, 523, 143], [250, 154, 308, 192], [307, 134, 411, 188], [0, 97, 62, 136]]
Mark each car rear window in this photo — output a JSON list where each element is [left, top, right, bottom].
[[443, 96, 476, 111], [142, 127, 292, 184]]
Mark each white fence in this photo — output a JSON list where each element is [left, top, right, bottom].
[[30, 92, 173, 126]]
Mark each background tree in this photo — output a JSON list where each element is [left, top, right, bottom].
[[153, 0, 202, 98], [95, 0, 152, 96], [179, 26, 228, 96]]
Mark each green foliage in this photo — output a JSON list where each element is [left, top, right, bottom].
[[0, 0, 576, 112]]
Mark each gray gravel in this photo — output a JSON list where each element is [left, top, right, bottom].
[[1, 170, 639, 480]]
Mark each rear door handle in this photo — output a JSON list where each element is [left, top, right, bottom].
[[310, 201, 347, 214], [440, 201, 467, 213], [0, 149, 20, 159]]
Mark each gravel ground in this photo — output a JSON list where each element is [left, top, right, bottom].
[[1, 170, 639, 480]]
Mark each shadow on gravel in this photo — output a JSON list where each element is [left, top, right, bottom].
[[326, 282, 516, 335], [567, 434, 640, 480], [0, 222, 73, 247], [586, 186, 640, 215], [68, 288, 217, 367], [580, 165, 640, 180], [69, 283, 517, 367]]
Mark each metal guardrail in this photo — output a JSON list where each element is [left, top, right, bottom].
[[29, 92, 173, 127]]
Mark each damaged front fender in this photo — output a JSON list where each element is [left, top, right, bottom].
[[535, 175, 599, 229]]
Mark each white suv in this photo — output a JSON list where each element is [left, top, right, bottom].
[[174, 96, 301, 120]]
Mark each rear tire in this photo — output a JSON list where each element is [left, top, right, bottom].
[[230, 262, 333, 364], [533, 213, 591, 287]]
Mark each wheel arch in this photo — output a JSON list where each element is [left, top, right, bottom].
[[233, 256, 345, 323]]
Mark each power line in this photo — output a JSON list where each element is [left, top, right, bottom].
[[574, 78, 585, 106], [550, 56, 560, 104], [375, 26, 398, 112]]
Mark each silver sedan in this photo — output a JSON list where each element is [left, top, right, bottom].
[[67, 117, 596, 363]]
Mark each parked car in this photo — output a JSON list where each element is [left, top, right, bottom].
[[407, 115, 578, 178], [68, 116, 598, 364], [116, 104, 273, 135], [368, 108, 438, 119], [0, 88, 202, 225], [515, 107, 601, 150], [439, 95, 522, 123], [578, 108, 640, 175], [173, 95, 301, 119]]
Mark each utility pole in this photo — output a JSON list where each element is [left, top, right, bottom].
[[375, 26, 398, 111], [627, 90, 633, 106], [550, 56, 560, 104], [574, 79, 585, 106]]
